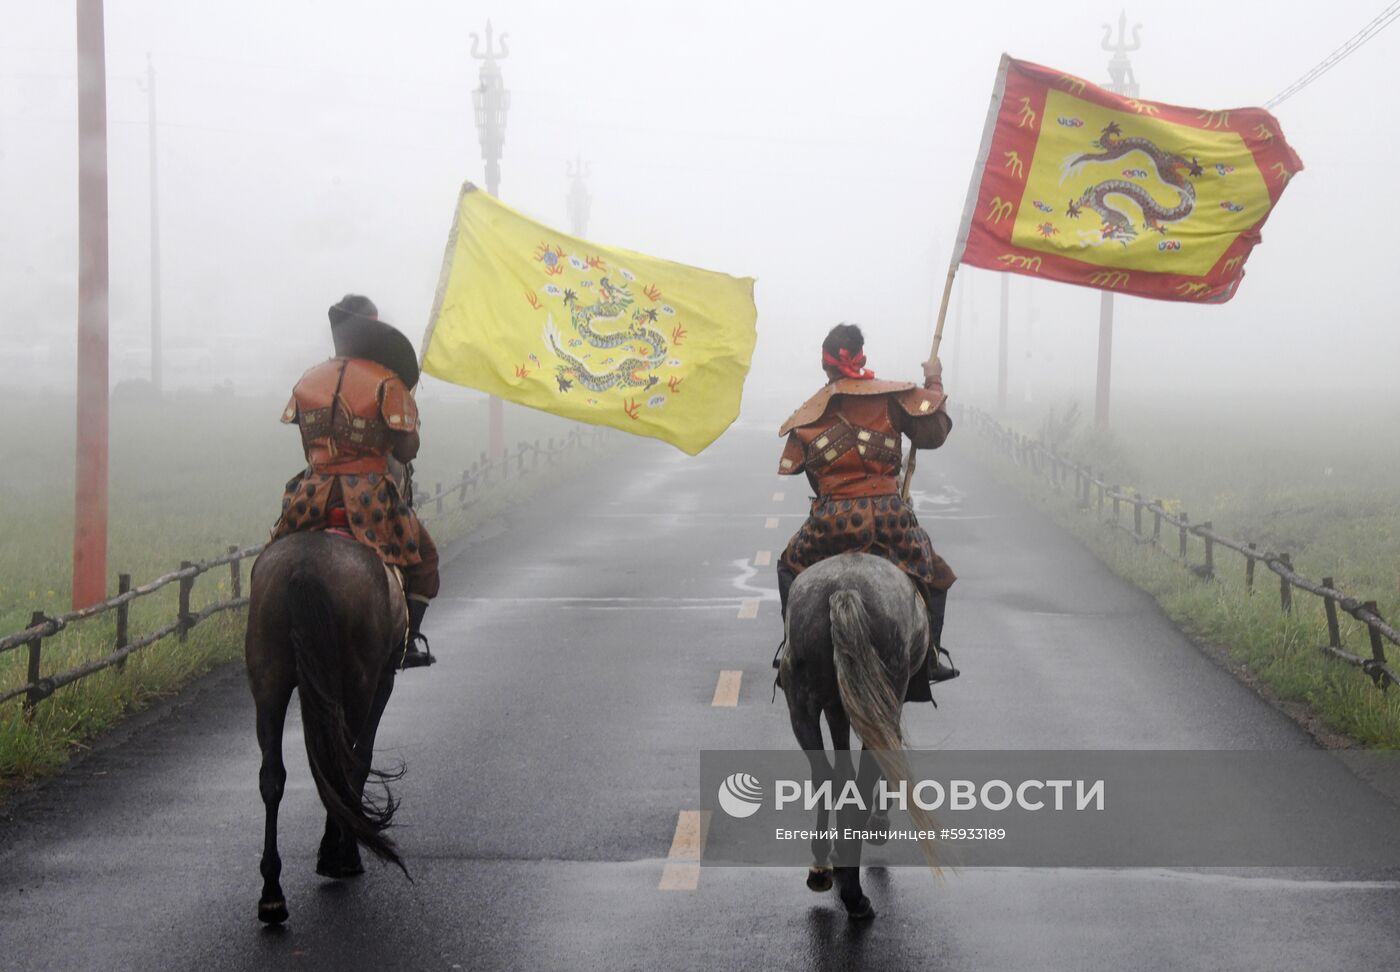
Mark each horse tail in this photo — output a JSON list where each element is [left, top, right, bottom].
[[828, 588, 940, 873], [287, 569, 405, 874]]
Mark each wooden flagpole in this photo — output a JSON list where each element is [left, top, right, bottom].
[[899, 54, 1009, 501], [900, 266, 958, 501]]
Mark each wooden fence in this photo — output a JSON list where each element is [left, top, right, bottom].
[[961, 404, 1399, 691], [0, 426, 606, 714]]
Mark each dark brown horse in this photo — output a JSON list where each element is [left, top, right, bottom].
[[244, 530, 409, 924], [779, 552, 939, 920]]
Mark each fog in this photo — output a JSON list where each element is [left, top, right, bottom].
[[3, 0, 1397, 418]]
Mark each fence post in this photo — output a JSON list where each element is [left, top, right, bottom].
[[228, 545, 241, 599], [1133, 496, 1143, 537], [1111, 486, 1121, 523], [459, 470, 469, 505], [24, 610, 45, 716], [1201, 521, 1214, 579], [115, 573, 132, 670], [1278, 554, 1293, 614], [1178, 512, 1189, 559], [517, 441, 525, 476], [435, 483, 444, 516], [1321, 577, 1341, 649], [1152, 501, 1162, 544], [178, 562, 195, 642], [1246, 543, 1257, 593], [1096, 480, 1104, 518], [1365, 602, 1389, 689]]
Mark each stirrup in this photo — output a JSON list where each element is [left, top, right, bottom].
[[771, 638, 785, 671], [929, 644, 959, 683], [401, 634, 436, 669]]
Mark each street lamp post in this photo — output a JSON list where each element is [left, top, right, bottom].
[[471, 21, 510, 196], [1096, 10, 1142, 430], [566, 154, 591, 237], [471, 20, 510, 458]]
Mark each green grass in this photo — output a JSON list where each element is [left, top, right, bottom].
[[970, 395, 1400, 748], [0, 389, 607, 784]]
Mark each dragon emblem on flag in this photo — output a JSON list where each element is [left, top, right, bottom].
[[542, 273, 671, 395], [1062, 121, 1204, 245]]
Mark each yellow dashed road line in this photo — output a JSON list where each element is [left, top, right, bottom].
[[712, 670, 742, 707], [754, 550, 772, 567], [764, 517, 779, 529], [737, 598, 759, 619], [772, 491, 785, 502], [659, 810, 709, 890]]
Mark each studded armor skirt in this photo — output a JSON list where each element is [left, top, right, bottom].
[[271, 468, 426, 569], [780, 492, 956, 599]]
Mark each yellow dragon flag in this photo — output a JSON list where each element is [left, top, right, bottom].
[[421, 183, 758, 455]]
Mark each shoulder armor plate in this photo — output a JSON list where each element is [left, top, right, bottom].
[[778, 378, 916, 436], [894, 387, 946, 416]]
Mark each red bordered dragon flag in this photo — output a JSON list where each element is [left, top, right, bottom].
[[954, 55, 1302, 302]]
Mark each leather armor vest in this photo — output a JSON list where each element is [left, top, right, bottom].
[[283, 357, 417, 474], [789, 394, 904, 498], [777, 378, 946, 500]]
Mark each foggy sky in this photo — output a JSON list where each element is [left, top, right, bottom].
[[2, 0, 1397, 415]]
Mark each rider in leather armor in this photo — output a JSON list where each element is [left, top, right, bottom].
[[774, 323, 958, 702], [271, 295, 439, 668]]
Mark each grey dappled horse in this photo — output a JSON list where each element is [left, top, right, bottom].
[[244, 531, 409, 924], [779, 552, 939, 920]]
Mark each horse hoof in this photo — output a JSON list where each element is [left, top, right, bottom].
[[316, 856, 364, 879], [844, 895, 876, 921], [258, 899, 289, 925], [806, 866, 833, 893]]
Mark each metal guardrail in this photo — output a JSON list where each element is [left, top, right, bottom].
[[0, 426, 606, 714], [962, 404, 1399, 690]]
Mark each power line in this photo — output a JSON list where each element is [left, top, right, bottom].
[[1265, 1, 1400, 108]]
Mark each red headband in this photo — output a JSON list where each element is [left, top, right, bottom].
[[822, 347, 875, 380]]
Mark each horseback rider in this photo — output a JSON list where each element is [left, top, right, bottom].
[[774, 323, 958, 702], [271, 295, 439, 668]]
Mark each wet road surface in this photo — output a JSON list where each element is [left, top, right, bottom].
[[4, 425, 1399, 971]]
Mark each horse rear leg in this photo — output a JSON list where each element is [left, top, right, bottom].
[[255, 681, 294, 924], [788, 704, 835, 892], [827, 708, 877, 920], [318, 663, 398, 878]]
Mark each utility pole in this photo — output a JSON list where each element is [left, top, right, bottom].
[[1097, 10, 1141, 429], [1024, 290, 1036, 405], [950, 272, 964, 384], [566, 154, 591, 237], [471, 21, 510, 458], [143, 54, 162, 396], [73, 0, 109, 608], [997, 273, 1009, 412]]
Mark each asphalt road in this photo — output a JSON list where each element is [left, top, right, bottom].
[[4, 421, 1400, 971]]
